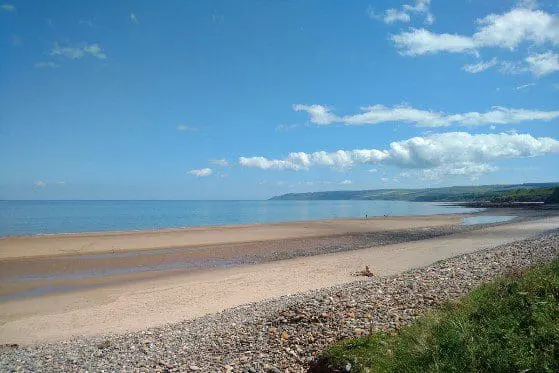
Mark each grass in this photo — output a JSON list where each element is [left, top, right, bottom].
[[312, 259, 559, 373]]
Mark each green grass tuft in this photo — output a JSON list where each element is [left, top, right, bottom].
[[313, 259, 559, 373]]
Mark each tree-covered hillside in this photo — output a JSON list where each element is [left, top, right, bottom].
[[270, 183, 559, 203]]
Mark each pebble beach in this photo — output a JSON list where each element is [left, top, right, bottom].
[[2, 229, 557, 372]]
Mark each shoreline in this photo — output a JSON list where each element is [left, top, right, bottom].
[[0, 209, 479, 239], [5, 203, 556, 241], [0, 213, 476, 260]]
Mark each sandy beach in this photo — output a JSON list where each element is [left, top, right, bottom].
[[1, 212, 558, 345], [0, 214, 467, 260]]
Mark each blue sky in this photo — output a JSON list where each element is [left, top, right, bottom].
[[1, 0, 559, 200]]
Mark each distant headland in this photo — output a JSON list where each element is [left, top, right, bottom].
[[270, 182, 559, 204]]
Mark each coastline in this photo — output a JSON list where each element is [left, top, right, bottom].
[[1, 215, 558, 346]]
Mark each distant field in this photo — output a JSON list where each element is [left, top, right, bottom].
[[270, 183, 559, 203]]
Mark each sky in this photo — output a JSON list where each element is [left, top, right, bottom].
[[1, 0, 559, 200]]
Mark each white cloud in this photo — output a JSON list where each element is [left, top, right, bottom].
[[401, 163, 498, 180], [384, 9, 411, 24], [130, 13, 139, 24], [525, 51, 559, 76], [51, 43, 107, 60], [293, 104, 338, 125], [340, 180, 353, 185], [239, 132, 559, 179], [188, 168, 213, 177], [34, 61, 60, 69], [365, 168, 378, 173], [177, 124, 198, 131], [209, 159, 229, 167], [83, 44, 107, 59], [1, 3, 15, 11], [380, 0, 434, 25], [474, 8, 559, 49], [403, 0, 434, 24], [498, 52, 559, 76], [392, 7, 559, 56], [34, 181, 46, 187], [392, 29, 477, 56], [463, 58, 498, 73], [294, 103, 559, 127]]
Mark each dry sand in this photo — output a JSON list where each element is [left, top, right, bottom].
[[1, 215, 558, 345]]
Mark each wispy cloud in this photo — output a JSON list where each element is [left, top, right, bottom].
[[516, 83, 536, 90], [239, 132, 559, 179], [294, 104, 559, 127], [209, 159, 229, 167], [372, 0, 434, 25], [188, 168, 213, 177], [33, 180, 66, 187], [79, 19, 94, 27], [498, 52, 559, 77], [383, 9, 411, 24], [525, 51, 559, 76], [463, 58, 498, 73], [176, 125, 198, 131], [1, 3, 15, 11], [340, 179, 353, 185], [34, 61, 60, 69], [130, 13, 139, 24], [275, 123, 299, 132], [51, 43, 107, 60]]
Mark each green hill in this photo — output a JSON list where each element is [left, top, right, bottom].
[[269, 183, 559, 203]]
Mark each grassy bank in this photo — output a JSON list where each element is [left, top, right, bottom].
[[312, 259, 559, 373]]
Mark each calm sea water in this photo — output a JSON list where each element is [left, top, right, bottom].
[[0, 200, 480, 237]]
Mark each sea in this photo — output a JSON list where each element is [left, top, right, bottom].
[[0, 200, 481, 237]]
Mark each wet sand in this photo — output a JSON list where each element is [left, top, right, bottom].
[[0, 224, 473, 302], [0, 215, 470, 302], [1, 214, 558, 345], [0, 215, 467, 260]]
